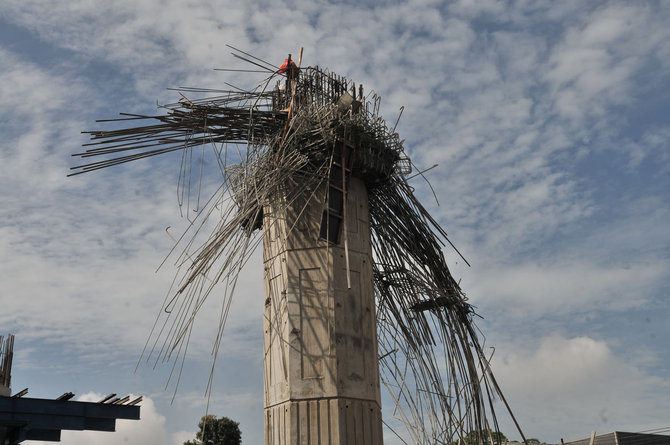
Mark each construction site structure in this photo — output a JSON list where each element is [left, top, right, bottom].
[[263, 173, 382, 443], [0, 335, 142, 444], [0, 335, 13, 397], [71, 47, 528, 445]]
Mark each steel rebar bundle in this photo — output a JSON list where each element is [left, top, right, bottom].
[[72, 51, 526, 445]]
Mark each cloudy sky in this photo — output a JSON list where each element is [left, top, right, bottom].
[[1, 0, 669, 444]]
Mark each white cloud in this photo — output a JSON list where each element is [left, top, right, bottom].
[[172, 430, 197, 445], [468, 259, 665, 319], [447, 0, 507, 17], [493, 335, 670, 442], [0, 47, 84, 192], [613, 126, 670, 172], [545, 3, 670, 121]]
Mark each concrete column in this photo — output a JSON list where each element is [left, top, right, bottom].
[[262, 177, 383, 445], [0, 335, 12, 397]]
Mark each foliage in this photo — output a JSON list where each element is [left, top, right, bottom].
[[184, 415, 241, 445]]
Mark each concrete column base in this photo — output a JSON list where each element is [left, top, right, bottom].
[[265, 398, 382, 445]]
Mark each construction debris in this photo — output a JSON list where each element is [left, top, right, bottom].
[[72, 47, 526, 445]]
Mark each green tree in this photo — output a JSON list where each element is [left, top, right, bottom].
[[184, 415, 241, 445]]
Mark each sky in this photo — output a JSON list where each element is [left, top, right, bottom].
[[0, 0, 669, 444]]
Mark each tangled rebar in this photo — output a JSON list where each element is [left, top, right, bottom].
[[72, 48, 526, 445]]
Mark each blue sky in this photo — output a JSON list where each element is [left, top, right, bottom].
[[1, 0, 669, 444]]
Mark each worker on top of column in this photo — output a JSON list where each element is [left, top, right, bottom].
[[278, 54, 299, 110], [280, 55, 299, 90], [279, 54, 299, 79]]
